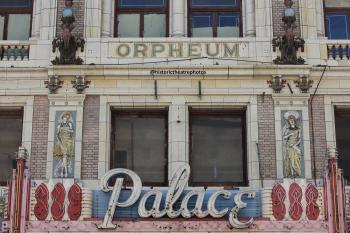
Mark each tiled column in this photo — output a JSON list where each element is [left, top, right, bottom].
[[245, 0, 256, 37], [171, 0, 186, 37], [101, 0, 114, 37], [85, 0, 102, 38], [39, 0, 57, 40], [168, 99, 188, 182]]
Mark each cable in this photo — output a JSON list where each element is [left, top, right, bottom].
[[310, 65, 327, 184]]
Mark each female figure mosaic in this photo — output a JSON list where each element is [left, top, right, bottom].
[[283, 111, 302, 178], [53, 111, 74, 178]]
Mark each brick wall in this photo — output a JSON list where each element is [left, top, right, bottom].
[[30, 96, 49, 179], [309, 95, 327, 179], [272, 0, 301, 36], [56, 0, 85, 37], [81, 95, 100, 179], [257, 95, 277, 180]]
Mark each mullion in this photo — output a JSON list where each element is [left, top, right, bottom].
[[4, 14, 9, 40], [140, 13, 144, 37], [213, 13, 217, 37]]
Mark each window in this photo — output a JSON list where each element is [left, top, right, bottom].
[[0, 108, 23, 186], [324, 1, 350, 39], [188, 0, 241, 37], [115, 0, 168, 37], [0, 0, 33, 40], [189, 108, 247, 186], [335, 107, 350, 182], [110, 109, 168, 186]]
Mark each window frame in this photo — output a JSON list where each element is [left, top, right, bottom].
[[110, 108, 169, 186], [334, 106, 350, 183], [0, 108, 23, 186], [187, 0, 242, 37], [114, 0, 169, 38], [188, 108, 247, 187], [324, 7, 350, 39], [0, 0, 33, 40]]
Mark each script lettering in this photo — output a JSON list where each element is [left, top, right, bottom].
[[97, 168, 142, 229]]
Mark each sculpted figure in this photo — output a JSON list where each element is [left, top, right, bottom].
[[54, 111, 74, 178], [283, 112, 302, 178]]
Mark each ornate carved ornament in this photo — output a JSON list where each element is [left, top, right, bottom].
[[294, 75, 313, 93], [271, 182, 321, 221], [71, 75, 91, 93], [52, 0, 85, 65], [272, 0, 305, 65], [267, 75, 286, 93], [33, 182, 83, 221], [44, 75, 64, 94]]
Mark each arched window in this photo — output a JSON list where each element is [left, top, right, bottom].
[[115, 0, 169, 37], [0, 0, 33, 40], [188, 0, 242, 37]]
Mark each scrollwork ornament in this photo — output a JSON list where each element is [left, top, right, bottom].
[[229, 192, 255, 229], [97, 168, 142, 229], [138, 190, 165, 218], [181, 190, 208, 218], [207, 190, 231, 218]]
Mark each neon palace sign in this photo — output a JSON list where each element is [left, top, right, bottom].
[[97, 164, 257, 229]]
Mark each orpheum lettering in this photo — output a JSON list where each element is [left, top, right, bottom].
[[97, 163, 256, 229], [111, 42, 239, 58]]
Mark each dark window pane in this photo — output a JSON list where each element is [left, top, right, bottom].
[[218, 14, 240, 37], [190, 112, 245, 185], [191, 14, 212, 37], [7, 14, 31, 40], [0, 109, 23, 185], [335, 112, 350, 181], [119, 0, 165, 7], [326, 13, 349, 39], [111, 112, 167, 185], [192, 0, 237, 7], [0, 0, 32, 8]]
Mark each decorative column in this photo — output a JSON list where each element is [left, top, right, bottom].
[[6, 147, 30, 233], [315, 0, 325, 37], [245, 0, 256, 37], [101, 0, 114, 37], [85, 0, 102, 38], [168, 101, 188, 181], [39, 0, 57, 40], [255, 0, 273, 38], [31, 0, 41, 38], [325, 146, 346, 233], [171, 0, 186, 37]]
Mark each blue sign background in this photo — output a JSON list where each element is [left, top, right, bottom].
[[92, 189, 262, 218]]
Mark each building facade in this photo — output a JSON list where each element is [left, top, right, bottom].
[[0, 0, 350, 232]]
